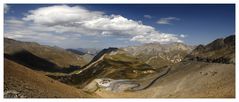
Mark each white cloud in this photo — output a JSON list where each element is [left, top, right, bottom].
[[5, 5, 184, 47], [4, 4, 9, 13], [5, 19, 25, 26], [4, 18, 68, 43], [23, 5, 104, 26], [157, 17, 180, 25], [131, 33, 183, 43], [180, 34, 187, 38], [144, 15, 152, 19], [80, 15, 155, 37]]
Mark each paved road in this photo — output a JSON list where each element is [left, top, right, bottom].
[[104, 67, 171, 92], [130, 67, 171, 91]]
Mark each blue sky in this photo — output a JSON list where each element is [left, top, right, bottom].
[[4, 4, 235, 48]]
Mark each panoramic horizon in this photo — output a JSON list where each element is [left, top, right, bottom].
[[4, 4, 235, 49], [4, 4, 235, 98]]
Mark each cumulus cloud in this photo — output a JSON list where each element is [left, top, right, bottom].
[[5, 5, 184, 47], [144, 15, 152, 19], [23, 5, 104, 26], [157, 17, 180, 25]]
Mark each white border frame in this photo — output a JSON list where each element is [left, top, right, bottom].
[[0, 0, 237, 102]]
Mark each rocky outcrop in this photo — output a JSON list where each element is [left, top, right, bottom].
[[123, 42, 194, 68]]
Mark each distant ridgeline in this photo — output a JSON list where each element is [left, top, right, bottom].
[[4, 38, 88, 73]]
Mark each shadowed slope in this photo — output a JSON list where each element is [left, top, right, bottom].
[[4, 58, 96, 98], [4, 50, 60, 72], [4, 38, 87, 69]]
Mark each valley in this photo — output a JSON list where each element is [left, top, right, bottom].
[[4, 35, 235, 98]]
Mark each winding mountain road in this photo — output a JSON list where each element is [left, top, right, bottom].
[[129, 67, 171, 91], [91, 67, 171, 92]]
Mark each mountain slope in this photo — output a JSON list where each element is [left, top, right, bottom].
[[94, 35, 235, 98], [83, 48, 157, 79], [4, 58, 96, 98], [123, 43, 194, 68], [185, 35, 235, 63], [50, 47, 157, 87], [4, 38, 87, 72], [96, 62, 235, 98]]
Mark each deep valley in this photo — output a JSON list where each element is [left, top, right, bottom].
[[4, 35, 235, 98]]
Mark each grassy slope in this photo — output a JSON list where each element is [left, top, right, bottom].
[[57, 53, 156, 88], [95, 53, 156, 79]]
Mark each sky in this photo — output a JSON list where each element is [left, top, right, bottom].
[[4, 4, 235, 49]]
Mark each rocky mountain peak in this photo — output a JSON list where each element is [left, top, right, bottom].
[[121, 42, 194, 68]]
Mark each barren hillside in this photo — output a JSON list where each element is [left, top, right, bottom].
[[4, 58, 97, 98]]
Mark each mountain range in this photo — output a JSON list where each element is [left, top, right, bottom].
[[123, 42, 195, 68], [4, 35, 235, 98]]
